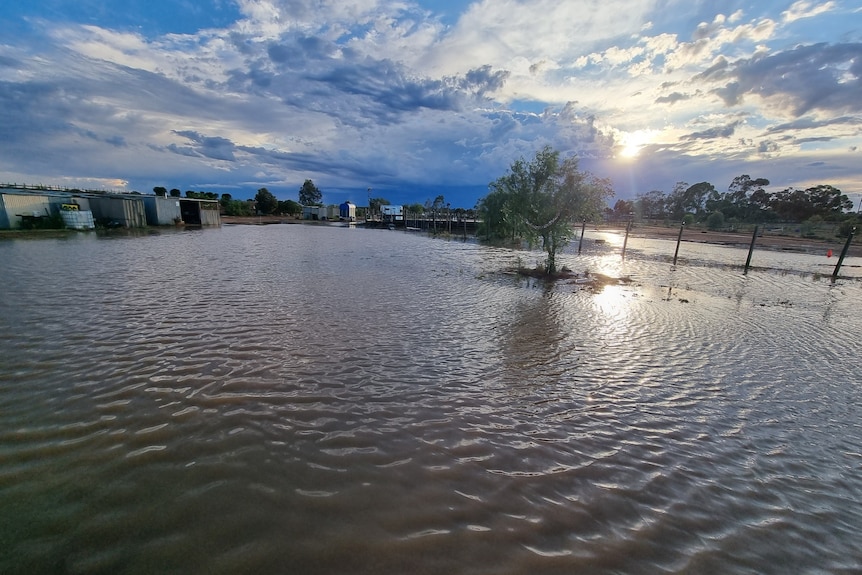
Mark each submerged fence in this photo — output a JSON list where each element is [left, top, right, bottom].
[[615, 221, 860, 280]]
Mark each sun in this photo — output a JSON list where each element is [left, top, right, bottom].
[[619, 129, 657, 159]]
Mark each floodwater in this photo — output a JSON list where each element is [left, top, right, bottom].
[[1, 224, 861, 574]]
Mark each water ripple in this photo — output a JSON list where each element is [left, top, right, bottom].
[[1, 227, 861, 573]]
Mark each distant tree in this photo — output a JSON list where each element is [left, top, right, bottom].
[[406, 203, 425, 215], [665, 181, 689, 220], [223, 200, 252, 216], [169, 188, 181, 197], [220, 193, 233, 210], [634, 190, 666, 220], [299, 179, 322, 206], [726, 175, 770, 221], [611, 199, 634, 220], [369, 197, 390, 212], [153, 186, 167, 197], [837, 214, 860, 238], [255, 187, 278, 215], [484, 145, 613, 274], [684, 182, 715, 219], [277, 199, 302, 216], [770, 185, 852, 222], [706, 211, 725, 230]]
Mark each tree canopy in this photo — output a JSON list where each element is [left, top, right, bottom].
[[633, 175, 853, 226], [480, 146, 614, 274], [299, 179, 322, 206], [369, 197, 390, 212], [255, 187, 278, 215]]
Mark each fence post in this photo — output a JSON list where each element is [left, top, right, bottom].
[[578, 220, 586, 254], [744, 225, 759, 275], [621, 219, 632, 260], [672, 222, 685, 266], [832, 226, 856, 281]]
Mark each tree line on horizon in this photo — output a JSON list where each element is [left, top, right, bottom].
[[607, 177, 858, 233], [152, 179, 325, 217]]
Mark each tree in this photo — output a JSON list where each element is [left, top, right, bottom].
[[169, 188, 181, 197], [223, 199, 252, 216], [255, 187, 278, 215], [706, 211, 725, 230], [634, 190, 666, 220], [665, 181, 689, 220], [406, 203, 425, 216], [726, 175, 770, 221], [299, 179, 322, 206], [770, 185, 852, 221], [369, 197, 390, 212], [611, 199, 634, 220], [153, 186, 167, 197], [486, 146, 614, 274], [476, 187, 514, 241], [277, 199, 302, 216]]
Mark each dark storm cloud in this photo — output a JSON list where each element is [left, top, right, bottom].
[[230, 32, 509, 128], [171, 131, 236, 161], [460, 65, 510, 96], [237, 144, 399, 182], [710, 42, 862, 116]]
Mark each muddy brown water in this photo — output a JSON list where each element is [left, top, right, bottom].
[[2, 225, 861, 574]]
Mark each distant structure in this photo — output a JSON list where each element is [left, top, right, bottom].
[[0, 184, 221, 230], [339, 201, 356, 222], [381, 205, 403, 224]]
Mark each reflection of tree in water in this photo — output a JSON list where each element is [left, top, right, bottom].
[[498, 287, 574, 395]]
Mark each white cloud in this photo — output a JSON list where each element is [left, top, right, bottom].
[[782, 0, 837, 23], [0, 0, 859, 203]]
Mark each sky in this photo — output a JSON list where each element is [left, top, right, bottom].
[[1, 0, 860, 209]]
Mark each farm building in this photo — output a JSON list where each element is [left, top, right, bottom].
[[0, 186, 221, 230]]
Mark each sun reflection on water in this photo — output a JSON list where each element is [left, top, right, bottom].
[[591, 283, 632, 322]]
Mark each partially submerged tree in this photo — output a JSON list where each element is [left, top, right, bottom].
[[486, 146, 614, 274]]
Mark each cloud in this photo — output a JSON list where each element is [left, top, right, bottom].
[[171, 131, 237, 161], [710, 43, 862, 116], [766, 116, 862, 134], [655, 92, 691, 105], [1, 1, 860, 205], [682, 120, 743, 140], [782, 0, 837, 23]]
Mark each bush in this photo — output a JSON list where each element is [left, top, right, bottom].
[[706, 212, 725, 230], [837, 215, 860, 238]]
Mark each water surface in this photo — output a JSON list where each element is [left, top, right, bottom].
[[1, 225, 861, 574]]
